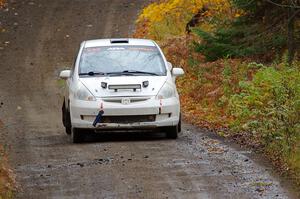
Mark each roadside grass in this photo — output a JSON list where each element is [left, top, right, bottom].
[[158, 36, 300, 186], [0, 146, 15, 199]]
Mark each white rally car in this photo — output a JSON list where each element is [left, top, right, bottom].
[[60, 38, 184, 143]]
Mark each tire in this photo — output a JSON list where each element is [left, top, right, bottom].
[[62, 100, 71, 135], [178, 113, 182, 133], [166, 125, 178, 139], [71, 128, 84, 143], [62, 101, 66, 126]]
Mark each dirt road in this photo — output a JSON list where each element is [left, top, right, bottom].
[[0, 0, 298, 198]]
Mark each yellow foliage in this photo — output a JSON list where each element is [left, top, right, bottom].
[[138, 0, 203, 23], [136, 0, 236, 40]]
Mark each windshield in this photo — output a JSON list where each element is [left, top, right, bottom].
[[79, 46, 166, 76]]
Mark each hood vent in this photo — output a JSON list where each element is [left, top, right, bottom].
[[110, 39, 129, 44]]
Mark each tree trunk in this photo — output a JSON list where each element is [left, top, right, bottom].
[[287, 2, 295, 65]]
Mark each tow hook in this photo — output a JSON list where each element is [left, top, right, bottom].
[[93, 102, 104, 127]]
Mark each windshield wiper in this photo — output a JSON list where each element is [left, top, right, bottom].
[[120, 70, 160, 76], [79, 70, 161, 77], [79, 71, 105, 76]]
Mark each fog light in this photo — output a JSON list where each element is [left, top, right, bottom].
[[143, 81, 149, 88]]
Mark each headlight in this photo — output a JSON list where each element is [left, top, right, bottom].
[[75, 83, 96, 101], [156, 82, 175, 99]]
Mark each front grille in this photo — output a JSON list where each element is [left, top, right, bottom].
[[101, 115, 156, 123]]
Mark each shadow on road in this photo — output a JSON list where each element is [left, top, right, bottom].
[[80, 130, 169, 144]]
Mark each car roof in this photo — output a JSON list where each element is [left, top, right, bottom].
[[84, 38, 156, 48]]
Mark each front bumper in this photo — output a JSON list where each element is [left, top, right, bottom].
[[70, 96, 180, 129]]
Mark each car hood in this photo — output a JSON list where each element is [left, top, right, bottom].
[[79, 76, 168, 97]]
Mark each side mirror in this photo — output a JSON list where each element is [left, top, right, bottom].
[[172, 68, 184, 77], [59, 70, 71, 79], [167, 61, 173, 71]]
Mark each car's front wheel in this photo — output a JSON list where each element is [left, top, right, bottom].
[[178, 113, 182, 133], [165, 125, 178, 139], [62, 100, 71, 135], [71, 128, 84, 143]]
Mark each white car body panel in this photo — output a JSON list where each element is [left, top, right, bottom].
[[62, 38, 183, 130], [79, 76, 167, 97]]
